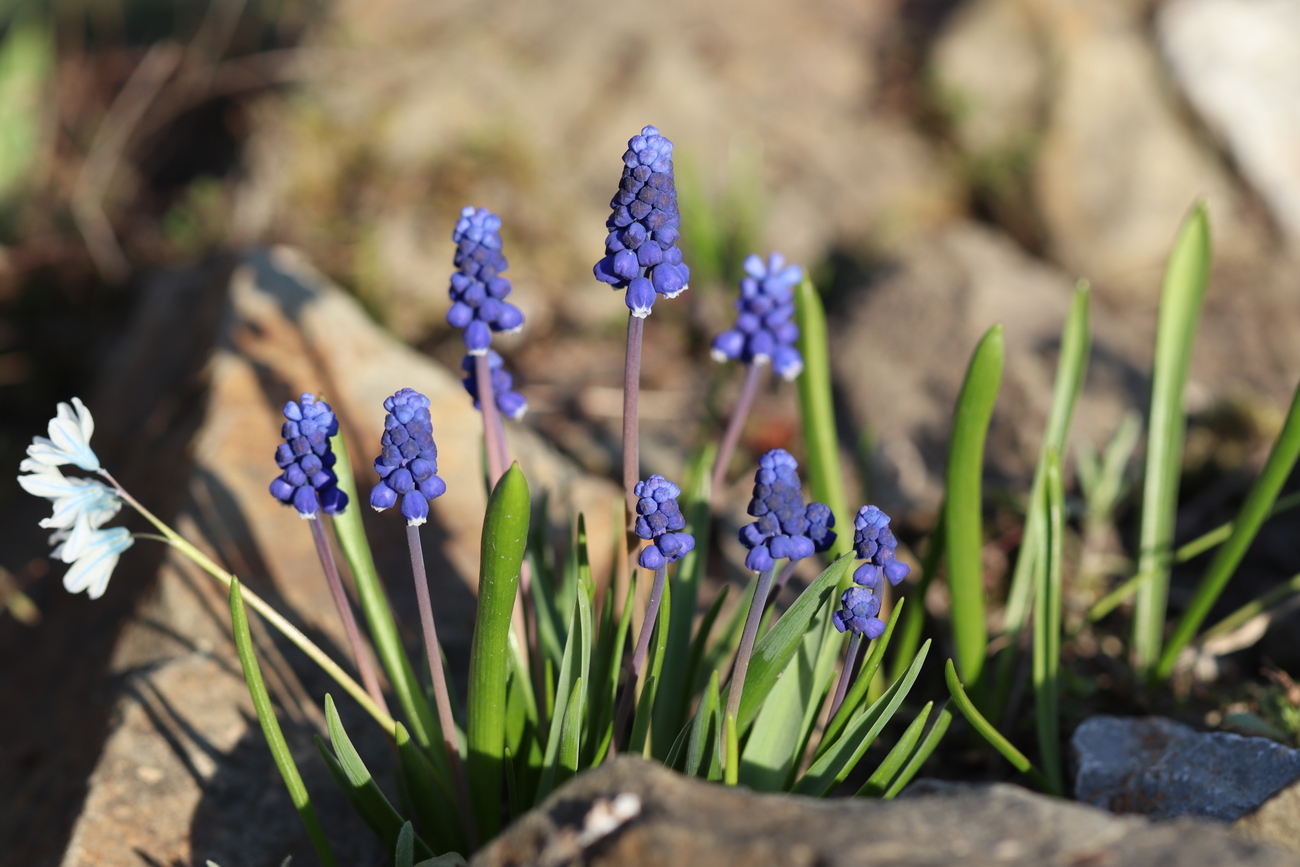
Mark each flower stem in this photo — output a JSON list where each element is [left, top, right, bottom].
[[608, 564, 667, 759], [307, 514, 389, 716], [711, 362, 765, 505], [99, 469, 394, 730], [622, 314, 645, 506], [476, 353, 506, 488], [827, 632, 862, 720], [405, 522, 477, 850], [724, 565, 777, 726]]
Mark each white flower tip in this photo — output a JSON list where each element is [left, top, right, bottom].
[[709, 348, 729, 363], [631, 307, 652, 319], [779, 363, 804, 382], [663, 284, 688, 299], [406, 516, 427, 527]]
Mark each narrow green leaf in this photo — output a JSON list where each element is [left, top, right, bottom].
[[818, 598, 905, 758], [724, 554, 855, 735], [881, 704, 952, 799], [396, 822, 416, 867], [856, 701, 934, 797], [1174, 491, 1300, 565], [1033, 450, 1065, 794], [632, 578, 671, 757], [724, 712, 739, 786], [536, 586, 592, 802], [323, 695, 433, 859], [946, 324, 1004, 693], [687, 586, 730, 695], [330, 431, 444, 773], [527, 517, 566, 674], [229, 581, 339, 867], [467, 464, 530, 840], [504, 746, 521, 821], [1133, 203, 1212, 673], [394, 723, 463, 856], [740, 618, 821, 791], [944, 659, 1056, 794], [586, 576, 635, 766], [1157, 376, 1300, 678], [554, 676, 586, 791], [683, 670, 722, 778], [889, 522, 943, 684], [793, 639, 930, 796], [795, 277, 852, 560]]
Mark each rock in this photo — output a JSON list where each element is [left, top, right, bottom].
[[1236, 775, 1300, 858], [472, 756, 1296, 867], [1073, 715, 1300, 823], [41, 247, 618, 866], [1157, 0, 1300, 246]]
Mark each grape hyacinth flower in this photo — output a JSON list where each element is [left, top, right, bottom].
[[852, 505, 910, 590], [633, 474, 695, 570], [446, 206, 524, 355], [833, 585, 886, 639], [737, 449, 833, 572], [369, 388, 447, 526], [268, 394, 348, 518], [592, 125, 689, 319], [461, 350, 527, 421]]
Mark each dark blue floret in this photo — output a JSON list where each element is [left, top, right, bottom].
[[832, 585, 886, 638], [851, 505, 910, 589], [710, 253, 804, 380], [269, 394, 348, 517], [461, 350, 527, 421], [632, 474, 694, 570], [593, 126, 690, 318], [447, 206, 524, 355], [369, 388, 447, 525], [737, 449, 833, 571]]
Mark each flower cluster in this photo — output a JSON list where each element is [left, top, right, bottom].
[[447, 206, 524, 355], [633, 474, 695, 570], [268, 394, 348, 518], [593, 126, 690, 317], [738, 449, 835, 572], [17, 398, 132, 599], [461, 350, 527, 420], [851, 505, 910, 589], [832, 585, 885, 639], [369, 388, 447, 525], [710, 253, 804, 380]]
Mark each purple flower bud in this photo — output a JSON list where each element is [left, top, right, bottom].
[[832, 586, 885, 637], [448, 206, 524, 353], [852, 505, 909, 587], [369, 389, 445, 526], [737, 449, 833, 571], [712, 253, 804, 376], [268, 394, 348, 517], [461, 350, 529, 421], [632, 474, 695, 569]]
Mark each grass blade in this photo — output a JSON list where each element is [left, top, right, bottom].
[[1157, 377, 1300, 678], [739, 621, 821, 791], [229, 580, 339, 867], [1133, 203, 1211, 672], [946, 323, 1004, 695], [554, 676, 586, 791], [817, 598, 905, 760], [856, 701, 934, 797], [944, 658, 1056, 794], [881, 703, 952, 798], [467, 464, 530, 840], [1033, 450, 1065, 794], [688, 586, 731, 694], [683, 670, 722, 777], [394, 723, 463, 855], [586, 576, 635, 766], [889, 522, 943, 684], [631, 578, 671, 757], [536, 584, 593, 801]]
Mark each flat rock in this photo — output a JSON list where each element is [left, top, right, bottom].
[[473, 756, 1297, 867], [1073, 715, 1300, 823]]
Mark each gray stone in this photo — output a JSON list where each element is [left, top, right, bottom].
[[1158, 0, 1300, 245], [472, 756, 1298, 867], [1073, 715, 1300, 823], [1237, 775, 1300, 858]]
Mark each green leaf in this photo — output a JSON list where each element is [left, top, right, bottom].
[[396, 822, 416, 867], [329, 431, 445, 776], [467, 464, 531, 839], [683, 670, 722, 778], [795, 277, 852, 561], [881, 703, 952, 799], [1133, 203, 1211, 673], [322, 695, 433, 859], [724, 712, 739, 786], [723, 554, 855, 735], [535, 582, 593, 802], [1033, 450, 1065, 795], [793, 640, 930, 796], [1157, 375, 1300, 678], [740, 618, 822, 791], [585, 575, 635, 766], [856, 701, 934, 797], [889, 522, 943, 684], [631, 578, 671, 757], [944, 659, 1056, 794], [394, 723, 463, 855], [0, 18, 52, 202], [945, 323, 1004, 693], [229, 581, 339, 867], [687, 586, 731, 696], [818, 598, 905, 758], [553, 676, 586, 791]]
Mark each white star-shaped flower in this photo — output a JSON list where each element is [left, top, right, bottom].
[[21, 397, 101, 472], [51, 514, 133, 600], [17, 465, 121, 530]]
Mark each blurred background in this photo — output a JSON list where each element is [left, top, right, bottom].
[[3, 0, 1300, 863]]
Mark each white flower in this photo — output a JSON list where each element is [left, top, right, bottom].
[[21, 397, 100, 473], [51, 514, 133, 600], [17, 465, 121, 530]]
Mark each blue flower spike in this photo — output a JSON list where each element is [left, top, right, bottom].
[[369, 388, 447, 526], [633, 474, 694, 570], [447, 206, 524, 355], [852, 505, 910, 590], [711, 253, 805, 381], [738, 449, 834, 572], [268, 394, 349, 518], [593, 126, 690, 318], [461, 350, 528, 420], [832, 585, 886, 639]]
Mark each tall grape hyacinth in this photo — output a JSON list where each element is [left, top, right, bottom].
[[738, 449, 835, 571], [593, 125, 689, 317], [369, 388, 447, 525], [447, 206, 524, 354], [633, 474, 695, 570], [268, 394, 348, 517], [711, 253, 804, 380], [462, 350, 527, 421]]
